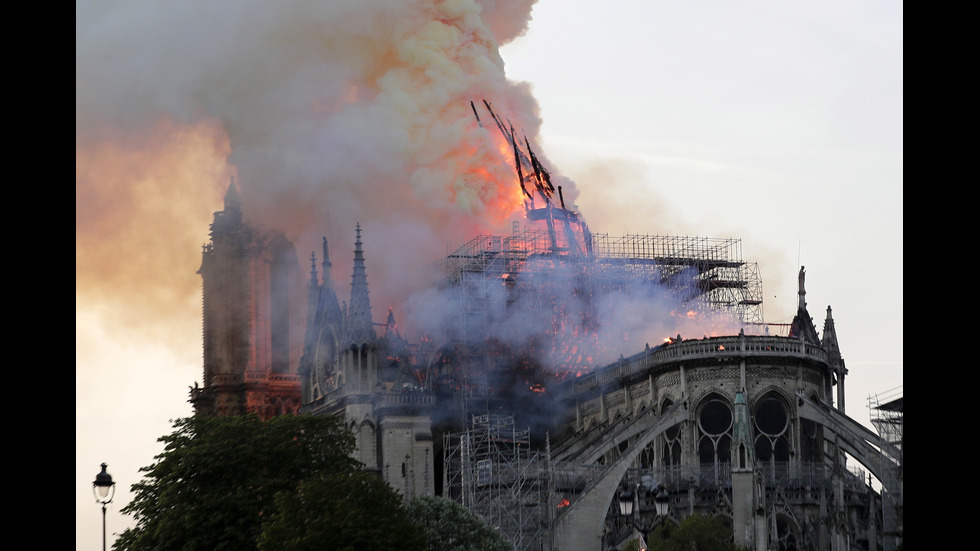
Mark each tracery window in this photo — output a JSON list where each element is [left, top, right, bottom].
[[697, 394, 732, 479], [774, 514, 801, 551], [661, 398, 682, 466], [753, 393, 791, 464], [799, 418, 820, 462]]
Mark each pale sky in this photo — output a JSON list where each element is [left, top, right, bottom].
[[76, 1, 902, 549]]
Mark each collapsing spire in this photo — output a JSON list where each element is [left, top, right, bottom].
[[348, 223, 375, 343], [472, 99, 591, 257]]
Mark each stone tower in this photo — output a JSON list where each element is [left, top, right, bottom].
[[190, 181, 305, 418]]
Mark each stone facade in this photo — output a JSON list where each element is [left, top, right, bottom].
[[190, 183, 303, 418], [296, 225, 436, 500], [190, 191, 900, 549], [552, 332, 861, 550]]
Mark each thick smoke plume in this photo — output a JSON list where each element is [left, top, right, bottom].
[[77, 0, 743, 406], [78, 0, 550, 327]]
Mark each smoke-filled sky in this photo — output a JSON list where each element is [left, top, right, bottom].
[[76, 1, 902, 549]]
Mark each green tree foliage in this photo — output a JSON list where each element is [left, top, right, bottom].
[[114, 414, 396, 551], [406, 495, 512, 551], [257, 471, 425, 551], [644, 513, 746, 551]]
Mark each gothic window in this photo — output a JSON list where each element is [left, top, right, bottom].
[[661, 398, 682, 466], [615, 412, 629, 459], [774, 514, 801, 551], [640, 442, 655, 469], [753, 393, 791, 464], [697, 394, 733, 467], [798, 418, 820, 462]]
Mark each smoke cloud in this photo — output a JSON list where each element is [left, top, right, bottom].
[[77, 0, 740, 394], [78, 1, 553, 324]]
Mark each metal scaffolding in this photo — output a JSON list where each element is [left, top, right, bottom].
[[869, 387, 903, 454], [869, 386, 903, 547], [438, 225, 765, 348], [443, 414, 549, 551], [588, 233, 764, 323]]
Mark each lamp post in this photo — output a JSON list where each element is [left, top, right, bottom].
[[653, 486, 669, 518], [618, 486, 640, 551], [618, 486, 636, 518], [93, 463, 116, 551], [618, 484, 670, 551]]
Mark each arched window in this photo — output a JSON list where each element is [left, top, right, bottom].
[[661, 398, 682, 466], [799, 418, 820, 462], [753, 393, 791, 465], [774, 514, 801, 551], [697, 394, 733, 468]]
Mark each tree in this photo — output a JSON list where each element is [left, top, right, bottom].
[[257, 471, 426, 551], [406, 495, 512, 551], [114, 414, 387, 551], [644, 513, 746, 551]]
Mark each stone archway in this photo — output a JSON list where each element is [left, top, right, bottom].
[[553, 397, 689, 551]]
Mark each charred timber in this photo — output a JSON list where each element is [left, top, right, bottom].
[[527, 207, 580, 223]]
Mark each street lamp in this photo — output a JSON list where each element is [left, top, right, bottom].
[[654, 486, 669, 517], [618, 486, 636, 518], [93, 463, 116, 551], [618, 483, 670, 550]]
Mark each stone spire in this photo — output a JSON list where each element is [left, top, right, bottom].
[[822, 305, 848, 413], [224, 177, 242, 212], [299, 235, 344, 402], [821, 306, 841, 358], [347, 223, 375, 343], [306, 251, 320, 318], [797, 265, 806, 311]]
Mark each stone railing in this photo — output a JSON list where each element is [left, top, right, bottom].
[[374, 392, 435, 406], [621, 461, 867, 495], [569, 335, 829, 394], [244, 371, 300, 384]]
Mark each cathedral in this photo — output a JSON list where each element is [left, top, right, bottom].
[[190, 182, 902, 551]]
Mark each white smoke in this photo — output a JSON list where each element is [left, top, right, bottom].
[[406, 252, 747, 374]]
